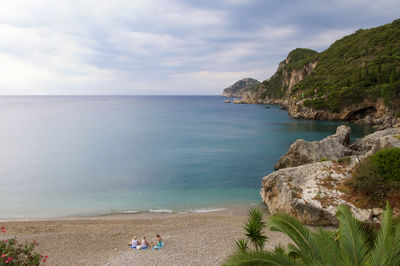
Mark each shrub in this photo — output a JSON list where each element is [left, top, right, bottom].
[[370, 147, 400, 181], [345, 149, 400, 207], [338, 156, 351, 164], [0, 226, 48, 265], [319, 157, 329, 162], [346, 159, 387, 198]]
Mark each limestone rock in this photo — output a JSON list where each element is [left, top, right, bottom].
[[222, 78, 260, 98], [330, 125, 351, 145], [350, 127, 400, 154], [274, 126, 352, 170], [261, 158, 374, 226], [233, 98, 245, 104], [260, 126, 400, 226]]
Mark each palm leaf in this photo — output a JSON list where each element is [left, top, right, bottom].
[[336, 205, 369, 266], [268, 213, 323, 265], [312, 228, 343, 266], [244, 208, 267, 251], [248, 208, 265, 227], [369, 202, 394, 265], [236, 238, 249, 253], [384, 215, 400, 266]]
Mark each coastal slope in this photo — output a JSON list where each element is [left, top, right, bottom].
[[224, 18, 400, 128], [222, 78, 260, 97]]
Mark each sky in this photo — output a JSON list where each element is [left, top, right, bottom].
[[0, 0, 399, 95]]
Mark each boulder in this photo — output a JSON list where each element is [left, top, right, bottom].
[[261, 157, 376, 226], [233, 98, 245, 104], [274, 126, 352, 170], [350, 127, 400, 154]]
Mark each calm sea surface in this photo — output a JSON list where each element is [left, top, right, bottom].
[[0, 96, 373, 219]]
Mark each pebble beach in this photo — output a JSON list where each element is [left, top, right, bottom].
[[1, 207, 291, 266]]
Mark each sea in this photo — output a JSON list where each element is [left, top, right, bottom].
[[0, 96, 373, 219]]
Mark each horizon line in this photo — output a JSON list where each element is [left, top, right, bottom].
[[0, 94, 224, 97]]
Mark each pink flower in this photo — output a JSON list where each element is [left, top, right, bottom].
[[42, 259, 46, 263], [3, 239, 8, 242], [45, 255, 48, 259], [5, 257, 12, 263], [1, 254, 6, 258], [0, 226, 4, 230], [2, 230, 6, 233]]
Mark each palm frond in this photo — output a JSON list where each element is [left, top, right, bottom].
[[312, 228, 342, 266], [336, 204, 369, 266], [273, 244, 286, 255], [381, 205, 400, 266], [244, 208, 267, 251], [248, 208, 265, 227], [236, 238, 249, 253], [389, 223, 400, 265], [268, 213, 323, 265], [369, 202, 394, 265]]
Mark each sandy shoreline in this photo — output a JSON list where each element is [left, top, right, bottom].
[[1, 206, 291, 265]]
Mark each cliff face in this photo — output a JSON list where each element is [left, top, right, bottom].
[[287, 98, 400, 129], [242, 60, 317, 105], [241, 48, 318, 105], [222, 78, 260, 97]]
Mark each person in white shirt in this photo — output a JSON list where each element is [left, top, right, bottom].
[[140, 236, 149, 250], [131, 236, 138, 249]]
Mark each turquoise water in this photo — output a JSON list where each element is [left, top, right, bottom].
[[0, 96, 372, 219]]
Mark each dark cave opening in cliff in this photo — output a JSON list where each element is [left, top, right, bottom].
[[346, 106, 377, 120]]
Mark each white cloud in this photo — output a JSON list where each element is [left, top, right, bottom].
[[0, 0, 398, 95]]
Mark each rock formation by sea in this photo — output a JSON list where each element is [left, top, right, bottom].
[[222, 78, 260, 98], [260, 124, 400, 226]]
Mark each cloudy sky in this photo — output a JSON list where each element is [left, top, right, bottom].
[[0, 0, 399, 95]]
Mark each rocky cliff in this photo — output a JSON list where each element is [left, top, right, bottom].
[[222, 78, 260, 97], [241, 48, 318, 105], [260, 125, 400, 226], [224, 19, 400, 129]]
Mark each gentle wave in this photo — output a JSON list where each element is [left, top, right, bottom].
[[190, 208, 226, 213], [120, 210, 139, 214], [149, 209, 174, 213]]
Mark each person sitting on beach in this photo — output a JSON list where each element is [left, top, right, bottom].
[[131, 236, 138, 249], [153, 234, 164, 250], [140, 236, 149, 250]]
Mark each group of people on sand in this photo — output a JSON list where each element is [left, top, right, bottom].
[[130, 234, 164, 250]]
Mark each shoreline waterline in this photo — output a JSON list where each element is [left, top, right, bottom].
[[0, 202, 264, 222]]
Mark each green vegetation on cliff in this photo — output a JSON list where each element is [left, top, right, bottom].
[[255, 48, 318, 99], [251, 19, 400, 113], [284, 48, 319, 71], [222, 78, 260, 97], [294, 19, 400, 112], [344, 148, 400, 208]]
